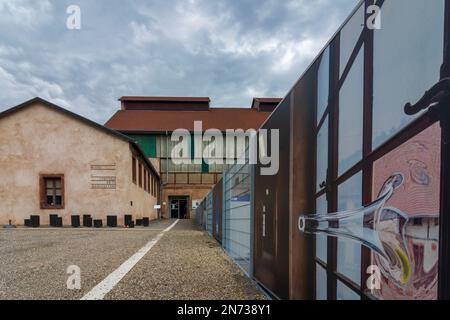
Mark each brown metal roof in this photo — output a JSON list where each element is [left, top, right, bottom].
[[104, 107, 272, 132], [119, 96, 211, 102], [253, 98, 283, 103], [251, 97, 282, 109]]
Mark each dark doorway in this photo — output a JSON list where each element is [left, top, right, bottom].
[[169, 196, 189, 219]]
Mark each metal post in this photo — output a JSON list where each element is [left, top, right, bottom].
[[249, 162, 255, 279], [438, 103, 450, 300], [438, 0, 450, 300], [441, 0, 450, 79]]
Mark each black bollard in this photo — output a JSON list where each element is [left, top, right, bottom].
[[71, 215, 80, 228], [107, 216, 117, 228], [30, 215, 40, 228], [83, 215, 91, 227], [94, 220, 103, 228], [124, 215, 133, 228], [86, 217, 93, 228], [49, 214, 58, 227]]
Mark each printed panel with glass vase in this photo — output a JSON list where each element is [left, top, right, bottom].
[[299, 124, 441, 300]]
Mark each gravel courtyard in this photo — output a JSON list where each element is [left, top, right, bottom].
[[0, 219, 265, 300]]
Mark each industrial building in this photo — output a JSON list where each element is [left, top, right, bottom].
[[105, 96, 281, 219]]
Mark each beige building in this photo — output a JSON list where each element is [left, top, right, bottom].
[[0, 98, 160, 227]]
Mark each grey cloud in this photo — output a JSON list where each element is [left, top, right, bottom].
[[0, 0, 359, 123]]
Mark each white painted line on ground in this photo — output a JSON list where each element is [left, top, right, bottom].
[[81, 219, 179, 300]]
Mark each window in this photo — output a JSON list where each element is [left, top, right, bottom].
[[337, 281, 360, 300], [316, 195, 327, 263], [138, 162, 142, 187], [150, 174, 154, 196], [132, 157, 137, 184], [338, 46, 364, 175], [316, 264, 327, 300], [144, 169, 147, 192], [372, 0, 444, 149], [316, 118, 328, 192], [317, 47, 330, 123], [339, 3, 364, 76], [151, 176, 154, 196], [150, 174, 153, 194], [40, 175, 64, 209], [337, 172, 362, 285]]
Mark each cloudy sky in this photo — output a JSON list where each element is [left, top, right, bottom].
[[0, 0, 359, 123]]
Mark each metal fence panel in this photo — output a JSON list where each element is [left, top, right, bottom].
[[223, 160, 253, 276], [205, 192, 213, 235]]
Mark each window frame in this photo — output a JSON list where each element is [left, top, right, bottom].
[[144, 168, 148, 192], [132, 157, 137, 184], [40, 174, 65, 210]]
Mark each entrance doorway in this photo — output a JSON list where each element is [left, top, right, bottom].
[[169, 196, 189, 219]]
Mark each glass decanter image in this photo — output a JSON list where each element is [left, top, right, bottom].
[[299, 172, 439, 299]]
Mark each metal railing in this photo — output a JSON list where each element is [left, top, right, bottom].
[[205, 192, 213, 236], [222, 161, 253, 276], [195, 156, 254, 276]]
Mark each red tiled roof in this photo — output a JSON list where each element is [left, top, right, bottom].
[[104, 108, 272, 132]]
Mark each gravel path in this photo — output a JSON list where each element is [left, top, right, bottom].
[[106, 220, 266, 300], [0, 219, 265, 300], [0, 220, 173, 300]]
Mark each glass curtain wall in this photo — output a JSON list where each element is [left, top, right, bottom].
[[156, 134, 250, 184]]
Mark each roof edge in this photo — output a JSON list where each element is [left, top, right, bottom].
[[119, 96, 211, 102], [0, 97, 160, 178]]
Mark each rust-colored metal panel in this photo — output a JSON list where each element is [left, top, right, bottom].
[[253, 97, 291, 299], [212, 179, 223, 244], [123, 101, 211, 112], [104, 108, 273, 132], [289, 62, 319, 300]]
